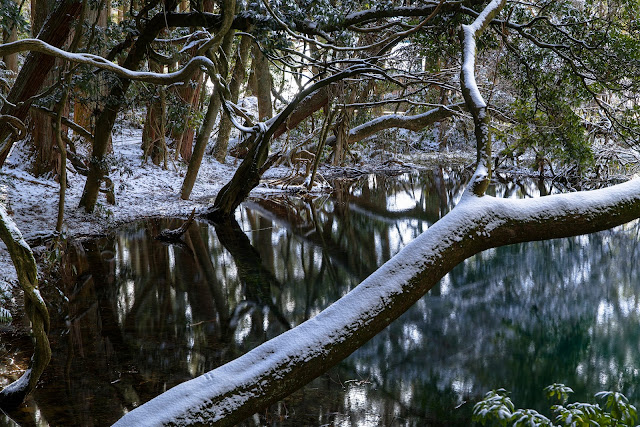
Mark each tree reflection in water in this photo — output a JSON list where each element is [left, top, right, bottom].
[[5, 168, 640, 426]]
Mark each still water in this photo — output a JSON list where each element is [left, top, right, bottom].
[[2, 168, 640, 426]]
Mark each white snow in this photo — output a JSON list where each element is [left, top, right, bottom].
[[4, 39, 216, 84], [460, 0, 506, 109], [461, 24, 486, 108]]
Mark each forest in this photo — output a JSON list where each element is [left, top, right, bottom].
[[1, 0, 640, 425]]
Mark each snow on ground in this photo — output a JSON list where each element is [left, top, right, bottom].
[[0, 128, 294, 299], [3, 129, 217, 239]]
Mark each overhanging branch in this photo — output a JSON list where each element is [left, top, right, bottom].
[[0, 39, 216, 85]]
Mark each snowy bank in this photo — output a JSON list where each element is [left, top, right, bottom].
[[0, 129, 294, 297]]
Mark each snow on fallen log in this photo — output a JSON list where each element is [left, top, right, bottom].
[[114, 177, 640, 426]]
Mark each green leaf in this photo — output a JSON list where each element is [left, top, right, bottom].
[[0, 307, 11, 324]]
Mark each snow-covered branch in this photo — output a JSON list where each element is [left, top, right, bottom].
[[261, 0, 445, 53], [459, 0, 506, 196], [115, 177, 640, 426], [324, 103, 464, 147], [0, 39, 216, 85]]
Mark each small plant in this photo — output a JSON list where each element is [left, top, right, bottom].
[[473, 384, 638, 427], [545, 383, 574, 405], [95, 203, 114, 221], [595, 391, 638, 425], [473, 389, 515, 426], [0, 307, 11, 324], [510, 409, 552, 426]]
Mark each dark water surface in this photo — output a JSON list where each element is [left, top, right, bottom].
[[2, 168, 640, 426]]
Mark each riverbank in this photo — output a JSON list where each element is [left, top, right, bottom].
[[1, 127, 637, 315], [0, 129, 414, 310]]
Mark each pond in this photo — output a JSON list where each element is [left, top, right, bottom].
[[2, 167, 640, 426]]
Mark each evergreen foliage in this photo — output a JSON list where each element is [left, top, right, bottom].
[[473, 384, 638, 426]]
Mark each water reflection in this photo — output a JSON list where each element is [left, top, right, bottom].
[[4, 168, 640, 426]]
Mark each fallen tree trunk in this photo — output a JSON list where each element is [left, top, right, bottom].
[[114, 177, 640, 427]]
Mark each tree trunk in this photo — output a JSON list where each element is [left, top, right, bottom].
[[179, 0, 236, 200], [54, 92, 71, 232], [78, 75, 129, 211], [205, 130, 265, 216], [73, 2, 108, 133], [28, 0, 68, 177], [29, 99, 60, 176], [142, 59, 167, 166], [30, 0, 50, 34], [172, 72, 203, 162], [2, 0, 19, 73], [0, 0, 83, 167], [252, 42, 272, 121], [78, 3, 180, 212], [178, 64, 223, 199], [211, 32, 252, 162], [331, 108, 349, 166], [307, 106, 336, 190], [171, 0, 214, 162], [0, 206, 50, 409]]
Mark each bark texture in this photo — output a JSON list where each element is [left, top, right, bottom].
[[212, 32, 252, 162], [28, 0, 59, 176], [0, 0, 83, 167], [0, 205, 51, 409], [142, 59, 168, 166], [2, 0, 19, 72], [252, 43, 272, 121]]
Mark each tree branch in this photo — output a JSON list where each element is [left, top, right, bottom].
[[0, 38, 216, 85], [323, 103, 464, 147], [459, 0, 506, 196]]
